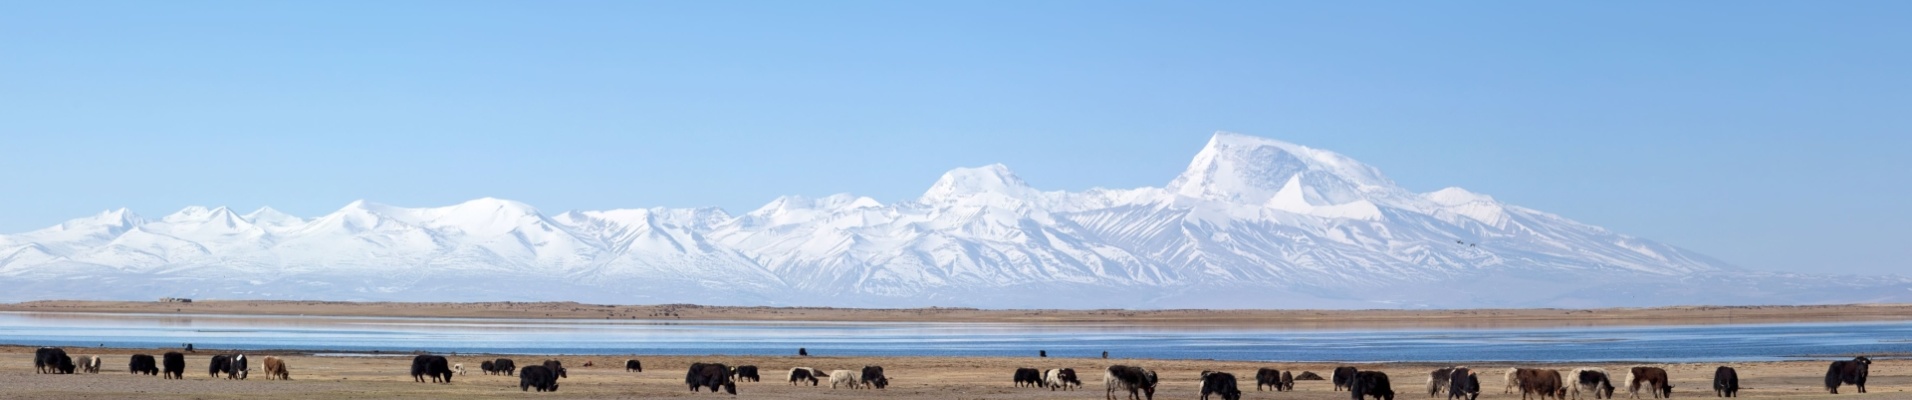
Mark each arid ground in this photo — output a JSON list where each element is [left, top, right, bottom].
[[2, 301, 1909, 398], [0, 346, 1901, 399]]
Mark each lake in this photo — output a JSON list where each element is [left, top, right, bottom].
[[1, 312, 1907, 362]]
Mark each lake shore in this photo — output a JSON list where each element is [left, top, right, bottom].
[[1, 345, 1897, 399], [4, 300, 1912, 329]]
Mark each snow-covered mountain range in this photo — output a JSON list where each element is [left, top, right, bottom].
[[4, 132, 1905, 308]]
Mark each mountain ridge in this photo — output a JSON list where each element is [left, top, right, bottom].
[[3, 132, 1905, 308]]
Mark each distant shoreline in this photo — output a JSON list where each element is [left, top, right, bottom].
[[3, 300, 1910, 328]]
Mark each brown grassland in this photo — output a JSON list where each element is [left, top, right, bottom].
[[0, 301, 1908, 399], [0, 347, 1901, 399]]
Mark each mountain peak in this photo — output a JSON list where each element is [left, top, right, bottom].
[[1167, 132, 1396, 205], [447, 197, 538, 213], [919, 163, 1037, 202], [63, 207, 145, 231], [162, 205, 237, 222], [1425, 187, 1496, 205], [243, 207, 304, 227], [95, 207, 142, 223]]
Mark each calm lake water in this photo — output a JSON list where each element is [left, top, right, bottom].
[[2, 312, 1908, 362]]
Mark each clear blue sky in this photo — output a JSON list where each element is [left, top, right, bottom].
[[2, 1, 1907, 274]]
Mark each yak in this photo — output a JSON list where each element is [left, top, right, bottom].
[[1713, 366, 1739, 397], [1333, 366, 1360, 391], [411, 355, 452, 383], [789, 367, 823, 386], [1104, 365, 1157, 400], [129, 354, 160, 376], [733, 365, 760, 382], [1046, 368, 1082, 391], [1015, 367, 1043, 388], [862, 365, 889, 389], [519, 365, 560, 392], [1625, 367, 1672, 399], [1825, 356, 1870, 394], [1351, 370, 1396, 400], [685, 362, 737, 394], [1200, 371, 1242, 400], [1449, 368, 1480, 400], [162, 352, 185, 379]]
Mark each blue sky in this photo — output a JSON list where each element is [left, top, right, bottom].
[[2, 1, 1907, 274]]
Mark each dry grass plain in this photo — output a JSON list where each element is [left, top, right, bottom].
[[2, 301, 1910, 398], [1, 347, 1905, 399]]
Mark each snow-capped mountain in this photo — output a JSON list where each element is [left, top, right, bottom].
[[3, 132, 1905, 308]]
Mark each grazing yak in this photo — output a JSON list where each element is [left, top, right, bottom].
[[1104, 365, 1158, 400], [1713, 366, 1738, 397], [519, 365, 560, 392], [1282, 371, 1296, 391], [686, 362, 737, 394], [862, 365, 889, 389], [1351, 370, 1396, 400], [626, 359, 643, 372], [1297, 371, 1325, 380], [733, 365, 760, 382], [1450, 369, 1481, 400], [78, 355, 101, 373], [493, 358, 518, 376], [209, 355, 232, 378], [788, 367, 823, 386], [480, 360, 497, 375], [129, 354, 160, 376], [452, 363, 465, 376], [162, 352, 186, 379], [1046, 368, 1082, 391], [262, 356, 290, 380], [1569, 368, 1615, 400], [1015, 367, 1043, 388], [1624, 367, 1672, 399], [1825, 356, 1870, 394], [34, 347, 74, 374], [1428, 367, 1458, 396], [1257, 368, 1283, 391], [542, 360, 568, 379], [829, 369, 863, 389], [1200, 371, 1242, 400], [411, 355, 453, 383], [1333, 366, 1359, 391], [228, 354, 249, 379], [1516, 369, 1565, 400]]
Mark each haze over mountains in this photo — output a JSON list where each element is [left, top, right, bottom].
[[3, 132, 1904, 308]]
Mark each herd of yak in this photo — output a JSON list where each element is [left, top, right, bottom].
[[26, 346, 886, 395], [26, 347, 1875, 398], [1161, 358, 1872, 400]]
